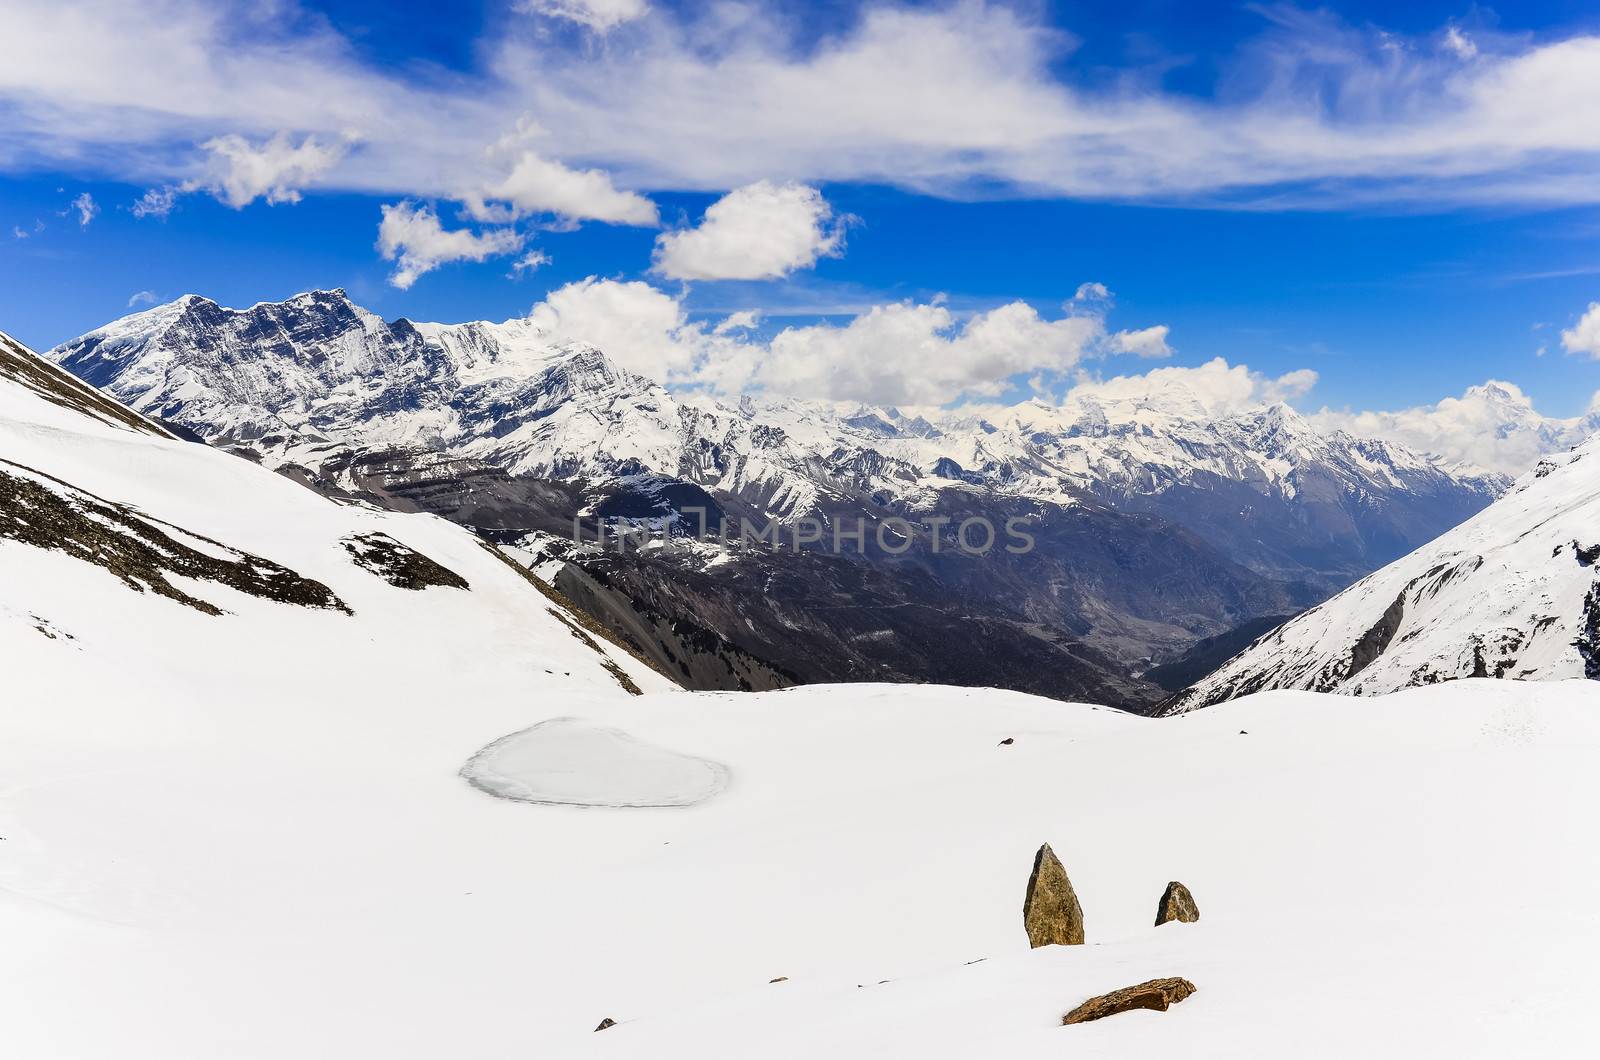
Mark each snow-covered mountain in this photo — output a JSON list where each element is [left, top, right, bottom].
[[1, 323, 671, 710], [51, 291, 1506, 589], [1162, 435, 1600, 711]]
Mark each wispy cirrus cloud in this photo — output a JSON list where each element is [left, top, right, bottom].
[[2, 1, 1600, 214]]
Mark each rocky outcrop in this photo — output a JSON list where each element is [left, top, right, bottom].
[[1, 459, 348, 616], [1062, 977, 1197, 1025], [1155, 881, 1200, 925], [1023, 843, 1085, 947], [593, 1018, 616, 1032], [342, 532, 468, 590]]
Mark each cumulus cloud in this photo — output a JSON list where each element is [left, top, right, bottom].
[[517, 0, 648, 32], [1107, 324, 1172, 359], [193, 132, 345, 208], [1310, 380, 1600, 476], [131, 186, 178, 219], [653, 182, 847, 281], [526, 277, 705, 382], [468, 150, 658, 226], [1561, 302, 1600, 358], [377, 202, 523, 289], [1063, 358, 1319, 419], [518, 278, 1164, 405], [69, 192, 98, 227], [126, 289, 159, 307]]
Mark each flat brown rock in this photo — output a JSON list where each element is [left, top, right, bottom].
[[1062, 977, 1197, 1025], [1154, 880, 1200, 925], [1023, 843, 1084, 947]]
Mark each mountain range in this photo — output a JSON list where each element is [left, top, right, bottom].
[[1161, 433, 1600, 711], [47, 290, 1511, 707]]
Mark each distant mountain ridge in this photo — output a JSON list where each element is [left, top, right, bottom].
[[46, 291, 1527, 708], [51, 290, 1506, 586], [1162, 435, 1600, 711]]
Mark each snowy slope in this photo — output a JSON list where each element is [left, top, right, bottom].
[[1164, 436, 1600, 710], [1, 324, 672, 730]]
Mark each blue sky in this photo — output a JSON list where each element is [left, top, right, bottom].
[[3, 0, 1600, 436]]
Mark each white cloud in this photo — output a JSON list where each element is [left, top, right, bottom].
[[518, 279, 1165, 405], [3, 2, 1600, 212], [469, 150, 658, 226], [747, 300, 1107, 405], [192, 132, 345, 208], [1561, 302, 1600, 358], [1072, 282, 1112, 306], [517, 0, 648, 32], [1107, 324, 1172, 359], [132, 186, 178, 219], [127, 289, 158, 307], [70, 192, 98, 227], [377, 202, 523, 289], [509, 249, 552, 276], [1311, 380, 1600, 476], [653, 181, 846, 281], [526, 277, 704, 382], [12, 226, 28, 240], [1064, 358, 1319, 419], [1443, 26, 1478, 61]]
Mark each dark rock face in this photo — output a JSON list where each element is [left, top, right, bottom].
[[0, 459, 347, 616], [342, 532, 468, 591], [1154, 881, 1200, 926], [593, 1018, 616, 1032], [1062, 977, 1197, 1025], [1145, 615, 1296, 691], [1023, 843, 1085, 948], [1577, 582, 1600, 680], [1347, 590, 1407, 681]]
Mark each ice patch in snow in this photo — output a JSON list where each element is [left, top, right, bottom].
[[460, 717, 729, 808]]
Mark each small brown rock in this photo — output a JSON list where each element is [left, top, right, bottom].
[[1023, 843, 1085, 947], [1062, 977, 1197, 1025], [594, 1018, 617, 1032], [1154, 880, 1200, 926], [769, 976, 788, 984]]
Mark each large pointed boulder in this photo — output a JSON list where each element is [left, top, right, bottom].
[[1023, 843, 1085, 947], [1154, 880, 1200, 926]]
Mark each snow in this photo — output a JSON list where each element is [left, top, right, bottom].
[[461, 716, 730, 807], [8, 328, 1600, 1057]]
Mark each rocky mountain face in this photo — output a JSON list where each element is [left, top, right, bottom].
[[49, 291, 1511, 709], [1161, 436, 1600, 712]]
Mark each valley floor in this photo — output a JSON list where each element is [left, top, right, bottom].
[[2, 677, 1598, 1058]]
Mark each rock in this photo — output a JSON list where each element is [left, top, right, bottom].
[[998, 737, 1015, 745], [594, 1018, 616, 1032], [769, 976, 788, 983], [1155, 881, 1200, 926], [1062, 977, 1197, 1025], [1023, 843, 1085, 947]]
